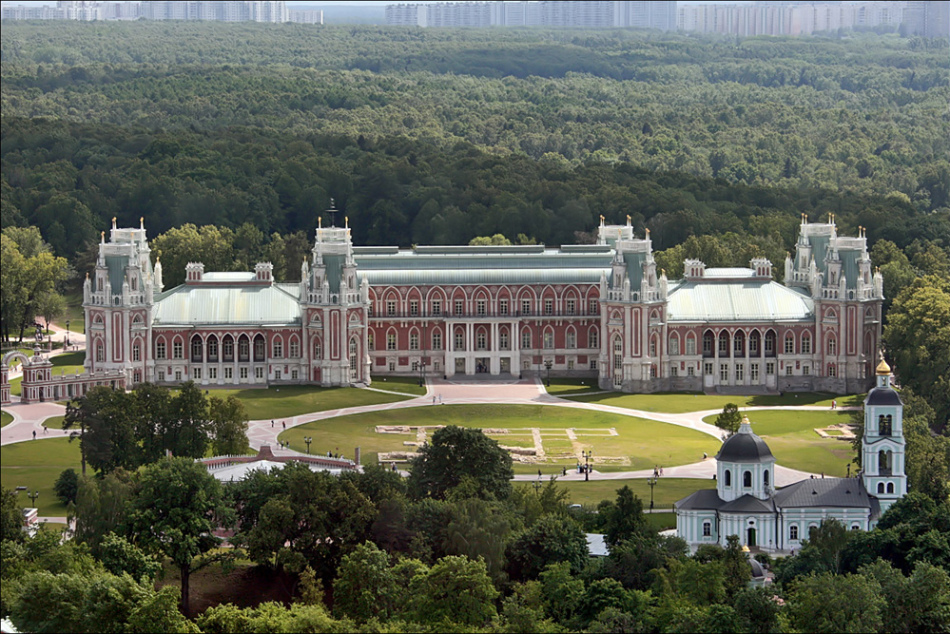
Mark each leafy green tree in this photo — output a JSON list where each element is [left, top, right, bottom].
[[64, 387, 137, 476], [73, 471, 132, 555], [53, 468, 79, 506], [332, 541, 397, 622], [721, 534, 751, 599], [884, 275, 950, 427], [787, 572, 884, 634], [442, 495, 514, 583], [208, 395, 249, 456], [96, 533, 161, 583], [126, 457, 228, 615], [860, 560, 950, 634], [603, 486, 647, 547], [539, 561, 586, 626], [715, 403, 742, 434], [407, 425, 513, 501], [733, 587, 781, 634], [409, 555, 499, 627], [151, 224, 236, 288], [1, 487, 24, 542], [507, 514, 588, 580]]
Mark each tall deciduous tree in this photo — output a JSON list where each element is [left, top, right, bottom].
[[126, 457, 227, 615], [407, 425, 513, 501], [208, 395, 249, 456], [409, 555, 499, 627], [787, 571, 884, 633]]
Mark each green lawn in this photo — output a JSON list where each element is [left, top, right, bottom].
[[279, 404, 719, 470], [703, 410, 855, 477], [0, 438, 81, 517], [43, 415, 66, 429], [544, 378, 602, 396], [567, 391, 864, 414], [518, 477, 716, 510], [1, 410, 12, 428], [199, 385, 412, 420], [54, 289, 86, 335], [371, 376, 427, 396]]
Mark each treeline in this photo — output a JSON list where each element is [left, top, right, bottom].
[[4, 116, 947, 264], [1, 24, 948, 208], [2, 424, 949, 633]]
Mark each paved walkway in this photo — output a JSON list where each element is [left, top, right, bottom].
[[3, 374, 846, 486]]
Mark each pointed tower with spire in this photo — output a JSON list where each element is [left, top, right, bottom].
[[861, 354, 907, 514], [83, 217, 156, 384], [302, 202, 371, 386]]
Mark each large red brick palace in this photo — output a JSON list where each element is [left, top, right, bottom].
[[72, 215, 881, 395]]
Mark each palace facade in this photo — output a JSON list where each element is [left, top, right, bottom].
[[76, 215, 883, 394]]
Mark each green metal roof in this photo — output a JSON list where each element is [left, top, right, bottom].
[[841, 251, 861, 289], [105, 255, 128, 292], [668, 280, 813, 322], [324, 255, 345, 293], [622, 252, 645, 290], [153, 283, 301, 326]]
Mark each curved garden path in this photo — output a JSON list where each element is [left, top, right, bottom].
[[3, 375, 857, 489]]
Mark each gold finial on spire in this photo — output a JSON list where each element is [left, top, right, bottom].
[[600, 214, 605, 224], [741, 415, 751, 426], [876, 351, 891, 376], [112, 216, 117, 227], [101, 231, 105, 243], [645, 227, 650, 236], [626, 214, 631, 225], [140, 217, 144, 229], [318, 216, 322, 229], [345, 216, 349, 229]]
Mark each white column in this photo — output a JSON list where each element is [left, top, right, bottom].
[[490, 322, 500, 374]]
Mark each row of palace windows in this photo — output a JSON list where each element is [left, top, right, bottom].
[[682, 330, 845, 358], [722, 468, 770, 489], [370, 327, 600, 352], [373, 297, 600, 318], [153, 335, 303, 362]]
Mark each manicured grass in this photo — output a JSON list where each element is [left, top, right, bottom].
[[1, 410, 12, 428], [703, 409, 855, 477], [202, 385, 412, 420], [646, 513, 676, 531], [0, 438, 81, 517], [545, 378, 602, 396], [280, 404, 720, 471], [9, 377, 21, 396], [567, 391, 863, 414], [520, 477, 716, 510], [371, 376, 427, 396], [55, 290, 86, 335], [43, 416, 66, 429]]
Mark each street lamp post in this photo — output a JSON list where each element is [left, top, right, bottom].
[[27, 490, 39, 508], [304, 436, 312, 455], [544, 359, 552, 387], [65, 320, 70, 348], [582, 449, 593, 482], [647, 476, 657, 510]]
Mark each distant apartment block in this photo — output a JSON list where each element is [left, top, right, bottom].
[[385, 1, 677, 30], [2, 1, 323, 24], [677, 1, 949, 38]]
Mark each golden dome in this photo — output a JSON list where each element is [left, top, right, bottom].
[[876, 357, 891, 375]]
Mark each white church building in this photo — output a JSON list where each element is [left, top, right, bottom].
[[675, 357, 906, 552]]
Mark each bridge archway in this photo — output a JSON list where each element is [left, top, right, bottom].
[[1, 350, 34, 405]]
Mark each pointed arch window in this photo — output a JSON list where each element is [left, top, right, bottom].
[[499, 329, 510, 351], [410, 331, 420, 351], [522, 329, 532, 350], [543, 329, 554, 350], [724, 469, 732, 487], [191, 336, 203, 362], [476, 329, 487, 351], [454, 329, 465, 351], [566, 329, 576, 350], [223, 336, 234, 361], [289, 338, 300, 358], [432, 330, 443, 351], [743, 470, 752, 488], [589, 327, 599, 349]]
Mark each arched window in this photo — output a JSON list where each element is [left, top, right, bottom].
[[734, 331, 745, 356], [155, 340, 166, 359], [543, 329, 554, 350], [314, 337, 323, 359], [749, 331, 761, 356], [669, 334, 680, 356], [784, 332, 795, 354], [589, 327, 599, 349], [191, 336, 203, 362], [719, 331, 730, 356], [223, 335, 234, 361], [828, 364, 837, 377], [432, 330, 442, 350], [685, 333, 696, 355], [724, 469, 732, 487], [827, 336, 837, 356], [454, 328, 465, 351], [207, 335, 218, 361], [764, 469, 770, 488], [566, 329, 576, 349], [132, 341, 141, 362], [386, 330, 397, 351], [366, 332, 374, 352], [879, 415, 892, 436], [96, 342, 104, 363], [886, 483, 894, 494], [878, 450, 890, 474], [702, 521, 711, 537], [764, 330, 776, 356], [239, 335, 251, 362], [289, 337, 300, 358], [878, 482, 885, 494], [476, 328, 487, 351], [410, 331, 420, 351], [253, 335, 265, 362], [801, 331, 811, 354], [272, 337, 283, 359], [499, 329, 510, 350], [703, 330, 714, 356], [173, 338, 183, 359], [522, 329, 532, 349], [789, 525, 799, 540], [613, 337, 622, 369], [743, 471, 752, 488], [650, 335, 658, 357]]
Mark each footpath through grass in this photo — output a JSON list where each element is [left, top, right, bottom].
[[566, 391, 864, 414], [280, 404, 719, 471], [203, 385, 412, 420], [703, 409, 855, 477], [0, 438, 81, 517]]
